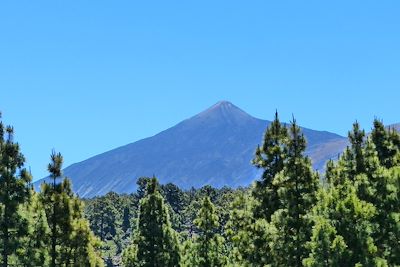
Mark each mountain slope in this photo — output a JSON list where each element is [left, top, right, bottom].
[[388, 123, 400, 132], [34, 101, 348, 197]]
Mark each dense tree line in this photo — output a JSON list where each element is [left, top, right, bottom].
[[85, 113, 400, 266], [83, 178, 240, 265], [1, 110, 399, 266]]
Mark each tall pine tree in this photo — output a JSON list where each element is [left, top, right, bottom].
[[304, 181, 384, 266], [123, 177, 180, 267], [189, 197, 227, 267], [40, 151, 103, 267], [0, 115, 31, 267], [17, 191, 50, 267], [252, 111, 288, 220], [371, 119, 399, 168], [270, 118, 319, 266], [225, 192, 273, 266]]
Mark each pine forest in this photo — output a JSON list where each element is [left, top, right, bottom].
[[0, 112, 399, 267]]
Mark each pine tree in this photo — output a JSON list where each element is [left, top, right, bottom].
[[40, 152, 103, 266], [347, 121, 367, 176], [190, 197, 227, 267], [162, 183, 186, 214], [225, 192, 273, 266], [359, 138, 400, 265], [303, 215, 347, 267], [383, 166, 400, 265], [17, 191, 50, 267], [371, 119, 399, 168], [252, 111, 288, 220], [180, 237, 195, 267], [339, 122, 400, 264], [389, 127, 400, 150], [69, 214, 104, 267], [0, 116, 32, 267], [162, 183, 187, 232], [122, 243, 138, 267], [40, 151, 68, 267], [306, 177, 386, 266], [270, 118, 319, 267], [307, 126, 398, 266], [122, 206, 131, 234], [123, 177, 180, 267], [88, 196, 118, 241], [136, 177, 151, 200]]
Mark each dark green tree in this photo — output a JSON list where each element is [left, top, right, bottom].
[[0, 116, 31, 267], [252, 111, 288, 220], [136, 177, 151, 200], [17, 191, 50, 267], [162, 183, 186, 214], [190, 197, 227, 267], [303, 215, 347, 267], [306, 124, 398, 266], [339, 122, 400, 264], [306, 178, 386, 266], [358, 138, 400, 264], [122, 206, 131, 234], [41, 151, 66, 267], [371, 119, 399, 168], [41, 152, 103, 266], [87, 196, 118, 241], [123, 177, 180, 267], [347, 121, 367, 176], [382, 166, 400, 264], [225, 192, 272, 266], [270, 118, 319, 266]]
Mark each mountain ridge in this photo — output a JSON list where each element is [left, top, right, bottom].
[[34, 101, 349, 197]]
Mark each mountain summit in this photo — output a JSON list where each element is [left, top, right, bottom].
[[195, 101, 255, 121], [34, 101, 348, 197]]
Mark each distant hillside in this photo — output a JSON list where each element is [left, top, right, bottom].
[[34, 101, 348, 197], [388, 123, 400, 132]]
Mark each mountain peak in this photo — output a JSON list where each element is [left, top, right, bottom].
[[213, 100, 235, 108], [196, 101, 254, 123], [34, 100, 349, 197]]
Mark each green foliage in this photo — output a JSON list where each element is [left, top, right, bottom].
[[0, 116, 32, 267], [303, 216, 347, 267], [123, 177, 181, 267], [225, 192, 273, 266], [307, 121, 400, 266], [87, 193, 119, 241], [16, 191, 50, 267], [269, 118, 319, 267], [2, 112, 400, 266], [371, 119, 399, 168], [305, 184, 383, 266], [122, 206, 131, 234], [162, 183, 187, 214], [187, 197, 227, 267], [252, 111, 288, 220], [122, 244, 138, 267], [381, 167, 400, 264], [0, 113, 103, 266], [40, 152, 103, 267], [161, 183, 188, 232]]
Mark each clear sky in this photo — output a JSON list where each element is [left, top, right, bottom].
[[1, 1, 399, 181]]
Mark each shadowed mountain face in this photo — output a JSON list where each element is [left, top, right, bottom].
[[34, 101, 348, 197]]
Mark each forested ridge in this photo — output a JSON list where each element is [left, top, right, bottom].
[[0, 111, 399, 266]]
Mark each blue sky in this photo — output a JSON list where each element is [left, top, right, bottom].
[[1, 1, 399, 180]]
